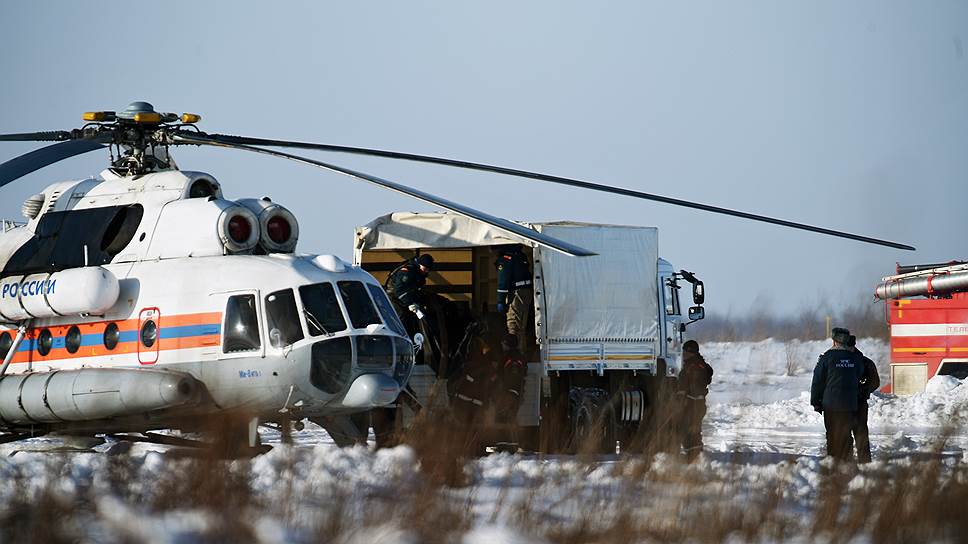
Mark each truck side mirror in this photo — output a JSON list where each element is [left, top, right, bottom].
[[688, 306, 705, 322], [692, 281, 705, 305]]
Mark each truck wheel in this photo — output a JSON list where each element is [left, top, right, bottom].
[[568, 389, 611, 453]]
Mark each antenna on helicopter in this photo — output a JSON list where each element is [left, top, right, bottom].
[[0, 101, 916, 253]]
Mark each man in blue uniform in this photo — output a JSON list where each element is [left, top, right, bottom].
[[495, 245, 532, 353], [385, 254, 434, 335], [811, 327, 865, 460]]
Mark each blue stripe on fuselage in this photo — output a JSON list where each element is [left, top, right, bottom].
[[14, 323, 222, 352]]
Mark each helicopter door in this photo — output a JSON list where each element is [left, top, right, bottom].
[[217, 291, 265, 360], [138, 307, 161, 365]]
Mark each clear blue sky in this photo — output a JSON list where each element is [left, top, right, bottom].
[[1, 1, 966, 316]]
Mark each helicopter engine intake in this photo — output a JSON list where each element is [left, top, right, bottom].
[[237, 198, 299, 253]]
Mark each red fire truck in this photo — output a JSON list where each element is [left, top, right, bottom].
[[875, 261, 968, 395]]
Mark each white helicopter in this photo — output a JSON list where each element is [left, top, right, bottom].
[[0, 101, 912, 451]]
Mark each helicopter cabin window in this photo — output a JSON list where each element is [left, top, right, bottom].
[[337, 281, 382, 329], [265, 289, 304, 348], [65, 325, 82, 354], [0, 332, 11, 359], [367, 283, 407, 336], [223, 294, 262, 353], [298, 283, 347, 336], [141, 320, 158, 348], [103, 322, 120, 350], [664, 279, 680, 316], [37, 329, 53, 356]]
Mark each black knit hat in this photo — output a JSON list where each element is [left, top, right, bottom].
[[417, 254, 435, 270], [832, 327, 851, 345], [683, 339, 700, 353]]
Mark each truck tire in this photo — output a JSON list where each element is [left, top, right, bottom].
[[568, 388, 611, 453]]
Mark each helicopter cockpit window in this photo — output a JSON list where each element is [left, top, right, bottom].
[[337, 281, 382, 329], [367, 283, 406, 336], [223, 294, 262, 353], [265, 289, 304, 348], [299, 283, 347, 336], [3, 205, 141, 276]]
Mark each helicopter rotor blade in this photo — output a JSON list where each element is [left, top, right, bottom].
[[173, 133, 596, 257], [0, 136, 111, 189], [0, 131, 75, 142], [199, 133, 915, 251]]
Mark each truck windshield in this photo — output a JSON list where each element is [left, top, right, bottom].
[[366, 283, 407, 336], [299, 283, 348, 336], [337, 281, 382, 329]]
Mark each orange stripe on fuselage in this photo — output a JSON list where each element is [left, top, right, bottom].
[[158, 312, 222, 328], [4, 312, 222, 365]]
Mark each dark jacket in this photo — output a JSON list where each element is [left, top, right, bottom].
[[856, 348, 880, 400], [450, 350, 500, 407], [386, 258, 426, 306], [495, 248, 532, 306], [677, 352, 713, 399], [811, 348, 865, 412]]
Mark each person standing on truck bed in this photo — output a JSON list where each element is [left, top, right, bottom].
[[495, 245, 533, 353], [385, 254, 435, 334], [677, 340, 713, 461], [846, 334, 879, 463], [811, 327, 865, 461]]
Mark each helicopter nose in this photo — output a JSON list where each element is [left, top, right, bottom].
[[340, 373, 400, 408]]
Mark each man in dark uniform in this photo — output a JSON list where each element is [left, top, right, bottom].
[[495, 245, 533, 353], [811, 327, 865, 461], [677, 339, 714, 460], [385, 254, 434, 336], [496, 334, 528, 424], [847, 334, 880, 463], [449, 338, 501, 427]]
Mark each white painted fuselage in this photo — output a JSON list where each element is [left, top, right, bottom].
[[0, 168, 411, 434]]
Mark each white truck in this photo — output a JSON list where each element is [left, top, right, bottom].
[[354, 212, 705, 452]]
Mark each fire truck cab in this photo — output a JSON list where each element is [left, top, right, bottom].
[[876, 262, 968, 395]]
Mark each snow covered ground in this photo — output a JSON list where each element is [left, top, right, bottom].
[[704, 339, 968, 458], [3, 339, 968, 542]]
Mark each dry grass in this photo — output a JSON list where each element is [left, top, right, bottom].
[[1, 420, 968, 543]]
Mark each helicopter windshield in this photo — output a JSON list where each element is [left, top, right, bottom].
[[298, 283, 348, 336], [337, 281, 382, 329], [366, 283, 406, 336]]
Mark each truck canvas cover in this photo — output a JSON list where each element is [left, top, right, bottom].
[[355, 213, 660, 372], [533, 222, 658, 343]]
